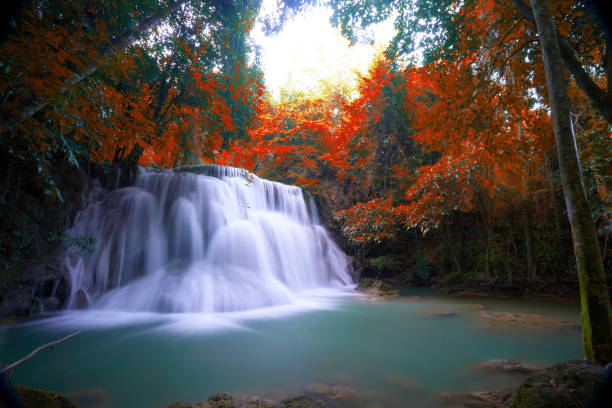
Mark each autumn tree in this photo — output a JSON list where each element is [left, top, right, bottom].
[[325, 0, 611, 364]]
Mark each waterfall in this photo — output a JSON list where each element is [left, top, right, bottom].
[[63, 165, 353, 313]]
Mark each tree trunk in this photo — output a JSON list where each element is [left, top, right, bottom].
[[547, 154, 562, 238], [530, 0, 612, 364], [512, 0, 612, 123]]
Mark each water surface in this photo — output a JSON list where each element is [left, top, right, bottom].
[[0, 289, 582, 407]]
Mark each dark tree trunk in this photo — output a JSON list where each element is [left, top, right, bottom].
[[530, 0, 612, 364]]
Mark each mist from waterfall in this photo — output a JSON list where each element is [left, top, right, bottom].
[[63, 165, 353, 314]]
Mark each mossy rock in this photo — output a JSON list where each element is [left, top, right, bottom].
[[357, 278, 375, 289], [357, 279, 399, 297], [208, 392, 234, 408], [274, 396, 325, 408], [510, 359, 606, 408], [14, 385, 79, 408]]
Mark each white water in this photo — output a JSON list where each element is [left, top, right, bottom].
[[63, 165, 353, 313]]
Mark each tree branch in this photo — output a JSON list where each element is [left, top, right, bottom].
[[1, 331, 80, 377], [2, 0, 189, 135], [511, 0, 611, 123]]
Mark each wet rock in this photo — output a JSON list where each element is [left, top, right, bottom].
[[439, 391, 512, 407], [274, 396, 325, 408], [74, 289, 88, 309], [474, 360, 538, 374], [510, 359, 607, 408], [0, 260, 68, 316], [31, 296, 61, 313], [233, 395, 276, 408], [14, 385, 79, 408], [327, 385, 357, 401], [479, 312, 579, 328], [408, 295, 421, 300], [356, 279, 399, 298], [0, 289, 32, 316]]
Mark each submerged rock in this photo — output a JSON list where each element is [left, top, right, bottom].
[[386, 376, 421, 390], [439, 391, 512, 407], [423, 312, 459, 318], [474, 360, 538, 374], [274, 396, 325, 408], [509, 359, 608, 408], [305, 382, 357, 402], [208, 392, 235, 408], [356, 279, 399, 298], [479, 312, 579, 328], [14, 385, 79, 408], [64, 387, 110, 408]]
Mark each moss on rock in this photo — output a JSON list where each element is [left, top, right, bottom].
[[356, 279, 399, 298], [14, 385, 79, 408], [510, 359, 606, 408]]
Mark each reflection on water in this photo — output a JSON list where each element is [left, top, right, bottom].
[[0, 289, 581, 408]]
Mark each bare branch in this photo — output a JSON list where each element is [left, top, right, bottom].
[[1, 331, 80, 377]]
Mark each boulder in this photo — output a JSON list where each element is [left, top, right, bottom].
[[479, 312, 579, 329], [510, 359, 608, 408], [74, 289, 88, 310], [356, 279, 399, 298], [14, 385, 79, 408]]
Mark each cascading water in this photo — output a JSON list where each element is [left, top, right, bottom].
[[63, 165, 353, 313]]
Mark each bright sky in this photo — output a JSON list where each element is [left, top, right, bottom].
[[251, 1, 396, 99]]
